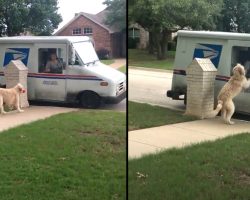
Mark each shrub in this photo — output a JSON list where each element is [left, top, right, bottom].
[[168, 41, 176, 51], [97, 48, 110, 60], [128, 37, 140, 49]]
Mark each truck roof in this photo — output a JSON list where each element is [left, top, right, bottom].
[[178, 30, 250, 41], [0, 36, 90, 44]]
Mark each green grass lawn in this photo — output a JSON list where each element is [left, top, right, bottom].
[[101, 59, 115, 65], [129, 101, 197, 131], [129, 133, 250, 200], [0, 110, 126, 200], [128, 49, 175, 70], [118, 65, 126, 73]]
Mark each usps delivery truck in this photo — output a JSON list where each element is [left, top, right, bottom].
[[167, 30, 250, 114], [0, 36, 126, 108]]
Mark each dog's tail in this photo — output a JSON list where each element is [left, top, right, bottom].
[[204, 100, 223, 118]]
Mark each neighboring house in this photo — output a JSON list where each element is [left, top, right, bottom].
[[129, 23, 177, 49], [54, 9, 126, 58], [129, 24, 149, 49]]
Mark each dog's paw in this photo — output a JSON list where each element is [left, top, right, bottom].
[[226, 121, 235, 125], [18, 109, 24, 113]]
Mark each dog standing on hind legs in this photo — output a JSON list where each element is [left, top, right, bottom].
[[0, 83, 26, 114], [205, 64, 250, 124]]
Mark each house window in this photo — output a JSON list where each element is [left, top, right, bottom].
[[83, 27, 93, 35], [72, 28, 81, 35], [129, 28, 140, 38]]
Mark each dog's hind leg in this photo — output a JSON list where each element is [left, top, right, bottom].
[[224, 100, 235, 125], [221, 107, 226, 121], [0, 96, 6, 114]]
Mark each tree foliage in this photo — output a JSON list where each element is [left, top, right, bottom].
[[217, 0, 250, 33], [0, 0, 62, 36], [103, 0, 126, 31], [130, 0, 223, 59]]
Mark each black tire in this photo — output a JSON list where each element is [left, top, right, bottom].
[[79, 91, 101, 109]]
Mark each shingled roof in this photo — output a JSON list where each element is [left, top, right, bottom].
[[54, 8, 119, 35]]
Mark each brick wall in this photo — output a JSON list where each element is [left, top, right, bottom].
[[57, 15, 112, 56]]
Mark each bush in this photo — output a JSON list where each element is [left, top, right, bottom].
[[128, 37, 140, 49], [168, 41, 176, 51], [97, 48, 110, 60]]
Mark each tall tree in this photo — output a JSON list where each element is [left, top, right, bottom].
[[103, 0, 126, 31], [130, 0, 223, 59], [0, 0, 62, 36], [217, 0, 250, 33]]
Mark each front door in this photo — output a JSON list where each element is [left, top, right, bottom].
[[33, 43, 67, 101]]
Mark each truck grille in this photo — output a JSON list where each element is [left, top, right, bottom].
[[118, 81, 125, 93]]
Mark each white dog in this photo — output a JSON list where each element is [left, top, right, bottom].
[[0, 83, 26, 114], [206, 64, 250, 124]]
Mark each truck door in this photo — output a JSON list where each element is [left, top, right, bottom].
[[33, 43, 67, 101], [229, 41, 250, 113]]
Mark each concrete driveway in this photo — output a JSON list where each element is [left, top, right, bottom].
[[0, 106, 77, 132]]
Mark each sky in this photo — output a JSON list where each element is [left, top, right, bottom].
[[55, 0, 107, 32]]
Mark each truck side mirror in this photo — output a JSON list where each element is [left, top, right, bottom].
[[69, 45, 76, 65]]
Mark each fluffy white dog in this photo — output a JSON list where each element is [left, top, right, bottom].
[[0, 83, 26, 114], [206, 64, 250, 124]]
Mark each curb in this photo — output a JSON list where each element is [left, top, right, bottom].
[[128, 66, 173, 73]]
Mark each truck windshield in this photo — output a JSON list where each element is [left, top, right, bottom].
[[72, 41, 99, 66]]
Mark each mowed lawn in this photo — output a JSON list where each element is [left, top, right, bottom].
[[128, 101, 197, 131], [129, 133, 250, 200], [128, 49, 175, 70], [0, 110, 126, 200]]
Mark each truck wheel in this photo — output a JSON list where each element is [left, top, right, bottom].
[[79, 92, 101, 109]]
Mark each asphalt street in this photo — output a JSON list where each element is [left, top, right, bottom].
[[128, 67, 185, 111]]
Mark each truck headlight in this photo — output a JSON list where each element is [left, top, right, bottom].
[[100, 81, 108, 86]]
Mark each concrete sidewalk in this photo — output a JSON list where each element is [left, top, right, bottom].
[[0, 106, 78, 132], [129, 118, 250, 159]]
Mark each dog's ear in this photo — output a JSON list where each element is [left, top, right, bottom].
[[238, 66, 245, 75]]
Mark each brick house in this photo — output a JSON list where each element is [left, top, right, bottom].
[[54, 9, 126, 58]]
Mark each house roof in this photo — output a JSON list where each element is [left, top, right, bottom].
[[54, 8, 119, 35]]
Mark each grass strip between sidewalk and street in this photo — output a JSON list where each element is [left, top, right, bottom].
[[128, 49, 175, 70], [0, 110, 126, 200], [129, 133, 250, 200], [101, 59, 115, 65], [129, 101, 197, 131], [118, 65, 126, 73]]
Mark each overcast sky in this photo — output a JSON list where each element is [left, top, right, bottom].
[[56, 0, 107, 31]]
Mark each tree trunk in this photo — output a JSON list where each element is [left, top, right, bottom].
[[159, 29, 170, 60], [155, 32, 162, 60], [148, 31, 154, 54]]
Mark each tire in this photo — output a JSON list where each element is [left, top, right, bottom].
[[79, 91, 101, 109]]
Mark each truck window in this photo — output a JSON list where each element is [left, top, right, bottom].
[[38, 48, 65, 73], [232, 46, 250, 78]]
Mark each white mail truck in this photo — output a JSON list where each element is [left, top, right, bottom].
[[0, 36, 126, 108], [167, 30, 250, 114]]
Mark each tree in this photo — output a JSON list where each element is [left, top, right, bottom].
[[130, 0, 223, 59], [0, 0, 62, 36], [217, 0, 250, 33], [103, 0, 126, 31]]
